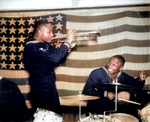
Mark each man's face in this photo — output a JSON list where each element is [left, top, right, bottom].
[[140, 70, 147, 81], [39, 23, 54, 43], [107, 57, 123, 75]]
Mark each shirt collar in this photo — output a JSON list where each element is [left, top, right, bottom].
[[0, 75, 3, 80], [102, 66, 122, 79]]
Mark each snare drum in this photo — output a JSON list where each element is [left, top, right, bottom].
[[111, 113, 139, 122], [80, 113, 139, 122], [33, 108, 63, 122], [139, 104, 150, 122]]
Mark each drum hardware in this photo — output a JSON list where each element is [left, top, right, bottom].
[[80, 91, 99, 122], [62, 82, 140, 122], [103, 81, 119, 122], [102, 81, 139, 122], [80, 113, 139, 122], [79, 91, 82, 122], [61, 92, 100, 122], [77, 92, 99, 122], [80, 113, 111, 122], [78, 81, 141, 122], [95, 83, 138, 90]]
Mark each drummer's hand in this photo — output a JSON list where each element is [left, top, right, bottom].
[[80, 100, 88, 107], [107, 92, 115, 100], [117, 91, 130, 100], [139, 70, 147, 81]]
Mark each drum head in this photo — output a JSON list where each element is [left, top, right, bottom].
[[33, 108, 63, 122], [139, 104, 150, 122], [111, 113, 139, 122], [80, 115, 111, 122]]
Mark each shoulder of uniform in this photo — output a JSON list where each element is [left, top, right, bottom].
[[26, 40, 40, 45]]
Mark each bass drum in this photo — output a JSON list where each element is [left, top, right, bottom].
[[33, 108, 63, 122], [138, 104, 150, 122], [111, 113, 139, 122]]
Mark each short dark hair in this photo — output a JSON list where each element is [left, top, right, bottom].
[[33, 20, 50, 33], [111, 55, 125, 66], [27, 20, 50, 40]]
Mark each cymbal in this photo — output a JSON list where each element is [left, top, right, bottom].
[[61, 94, 100, 101], [96, 83, 137, 90]]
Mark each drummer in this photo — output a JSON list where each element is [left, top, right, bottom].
[[82, 55, 147, 116]]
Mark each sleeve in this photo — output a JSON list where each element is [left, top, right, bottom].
[[120, 72, 145, 90], [36, 44, 69, 64], [82, 77, 99, 96], [135, 77, 145, 90], [82, 69, 105, 97], [82, 70, 115, 112], [24, 43, 69, 67]]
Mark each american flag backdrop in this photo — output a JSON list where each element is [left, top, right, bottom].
[[0, 13, 66, 70], [0, 5, 150, 107]]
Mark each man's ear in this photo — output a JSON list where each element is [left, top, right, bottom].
[[120, 66, 124, 71], [38, 30, 42, 36]]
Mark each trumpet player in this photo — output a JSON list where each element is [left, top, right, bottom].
[[23, 20, 77, 116]]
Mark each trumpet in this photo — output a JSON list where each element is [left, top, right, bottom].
[[51, 28, 101, 43]]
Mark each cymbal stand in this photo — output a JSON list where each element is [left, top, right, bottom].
[[103, 80, 118, 122], [79, 91, 82, 122]]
